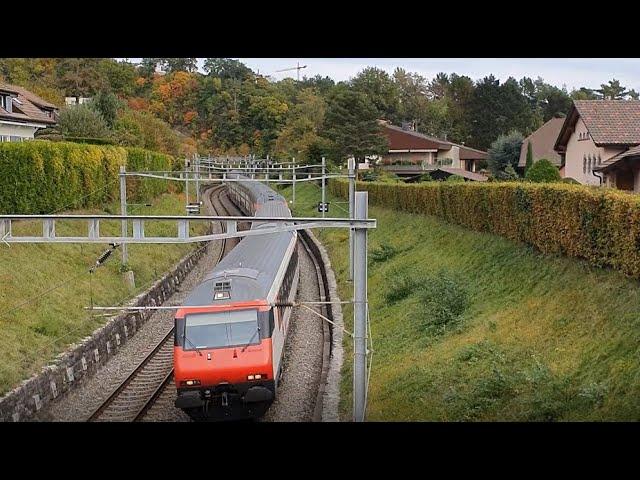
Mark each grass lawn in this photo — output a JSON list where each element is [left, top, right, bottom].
[[277, 181, 640, 421], [0, 192, 206, 395]]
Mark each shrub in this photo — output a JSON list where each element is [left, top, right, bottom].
[[58, 104, 110, 139], [487, 130, 523, 177], [446, 174, 465, 183], [89, 90, 123, 127], [370, 243, 398, 264], [385, 274, 418, 303], [500, 164, 520, 180], [418, 271, 469, 334], [0, 140, 175, 214], [113, 110, 181, 157], [525, 158, 561, 183], [362, 170, 379, 182], [328, 177, 640, 279], [562, 177, 580, 184]]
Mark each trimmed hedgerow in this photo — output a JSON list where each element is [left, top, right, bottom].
[[329, 179, 640, 278], [0, 141, 176, 214]]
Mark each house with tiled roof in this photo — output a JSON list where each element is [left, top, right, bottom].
[[378, 121, 488, 181], [0, 83, 59, 142], [554, 100, 640, 190], [518, 117, 564, 172]]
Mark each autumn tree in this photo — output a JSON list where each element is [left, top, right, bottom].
[[299, 75, 336, 98], [393, 67, 428, 125], [275, 88, 327, 161], [55, 58, 107, 96], [322, 85, 388, 165], [351, 67, 399, 119], [97, 59, 137, 96], [159, 58, 198, 73], [203, 58, 252, 80]]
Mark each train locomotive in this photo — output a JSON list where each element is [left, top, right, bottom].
[[173, 175, 299, 420]]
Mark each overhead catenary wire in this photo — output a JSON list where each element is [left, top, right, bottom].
[[1, 237, 123, 321], [19, 242, 194, 365], [0, 178, 125, 317], [287, 176, 351, 216], [0, 270, 91, 321]]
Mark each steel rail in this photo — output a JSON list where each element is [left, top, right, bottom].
[[87, 327, 175, 421], [87, 185, 233, 422]]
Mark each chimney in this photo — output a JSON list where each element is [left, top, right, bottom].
[[401, 121, 414, 131]]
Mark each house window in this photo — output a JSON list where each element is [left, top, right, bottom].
[[583, 155, 587, 173], [0, 135, 9, 142], [0, 95, 6, 110], [587, 155, 592, 173]]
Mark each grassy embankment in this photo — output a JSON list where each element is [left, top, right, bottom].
[[276, 181, 640, 421], [0, 192, 206, 395]]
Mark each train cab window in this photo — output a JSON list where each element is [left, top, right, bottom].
[[184, 309, 260, 349]]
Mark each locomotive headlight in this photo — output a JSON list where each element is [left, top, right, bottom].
[[247, 375, 255, 380], [247, 374, 264, 381], [181, 379, 201, 386]]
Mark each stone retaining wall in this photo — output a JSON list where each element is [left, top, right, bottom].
[[0, 243, 208, 422]]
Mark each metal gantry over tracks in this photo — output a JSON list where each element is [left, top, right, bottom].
[[0, 214, 374, 244]]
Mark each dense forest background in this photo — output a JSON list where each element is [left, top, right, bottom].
[[1, 58, 637, 164]]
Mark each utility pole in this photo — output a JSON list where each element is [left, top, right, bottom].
[[119, 165, 128, 266], [353, 191, 369, 422], [185, 157, 190, 209], [292, 157, 296, 205], [321, 156, 326, 219], [348, 157, 355, 281], [195, 154, 200, 205]]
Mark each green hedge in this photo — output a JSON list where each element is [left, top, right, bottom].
[[0, 140, 176, 214], [330, 179, 640, 278]]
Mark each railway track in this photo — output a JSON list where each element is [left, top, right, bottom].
[[299, 232, 332, 421], [87, 184, 334, 422], [87, 185, 233, 422]]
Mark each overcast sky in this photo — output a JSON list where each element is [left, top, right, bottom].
[[122, 58, 640, 92], [240, 58, 640, 91]]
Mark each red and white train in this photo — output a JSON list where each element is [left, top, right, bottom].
[[173, 176, 299, 420]]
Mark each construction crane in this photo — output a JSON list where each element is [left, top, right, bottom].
[[275, 61, 307, 81]]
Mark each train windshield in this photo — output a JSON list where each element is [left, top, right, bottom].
[[184, 309, 259, 350]]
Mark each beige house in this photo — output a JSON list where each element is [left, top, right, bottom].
[[555, 100, 640, 189], [518, 117, 564, 172], [0, 83, 58, 141]]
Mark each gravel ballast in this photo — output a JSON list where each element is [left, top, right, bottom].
[[35, 185, 333, 422], [34, 186, 225, 422], [262, 241, 324, 422]]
